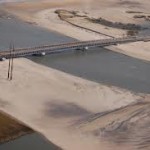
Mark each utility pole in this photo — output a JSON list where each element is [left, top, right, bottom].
[[7, 43, 14, 81], [10, 44, 14, 80], [7, 43, 12, 80]]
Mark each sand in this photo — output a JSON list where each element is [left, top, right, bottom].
[[0, 58, 149, 150], [34, 9, 105, 41], [1, 0, 150, 61], [0, 0, 150, 149], [108, 41, 150, 62]]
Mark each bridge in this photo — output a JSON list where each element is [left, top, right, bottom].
[[0, 36, 150, 60]]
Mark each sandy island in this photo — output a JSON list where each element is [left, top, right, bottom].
[[0, 58, 150, 150]]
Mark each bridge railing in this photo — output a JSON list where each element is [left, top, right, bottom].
[[0, 36, 150, 60]]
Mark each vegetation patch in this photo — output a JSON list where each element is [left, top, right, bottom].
[[0, 112, 33, 144], [126, 11, 143, 14], [134, 15, 150, 21], [87, 17, 142, 31]]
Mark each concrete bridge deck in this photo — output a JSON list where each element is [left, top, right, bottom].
[[0, 36, 150, 60]]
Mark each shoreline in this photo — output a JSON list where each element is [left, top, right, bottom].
[[0, 1, 150, 149], [0, 111, 33, 144], [0, 58, 149, 150], [1, 1, 150, 61]]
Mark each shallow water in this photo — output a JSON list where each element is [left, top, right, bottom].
[[0, 18, 74, 50], [0, 133, 61, 150], [30, 48, 150, 93]]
